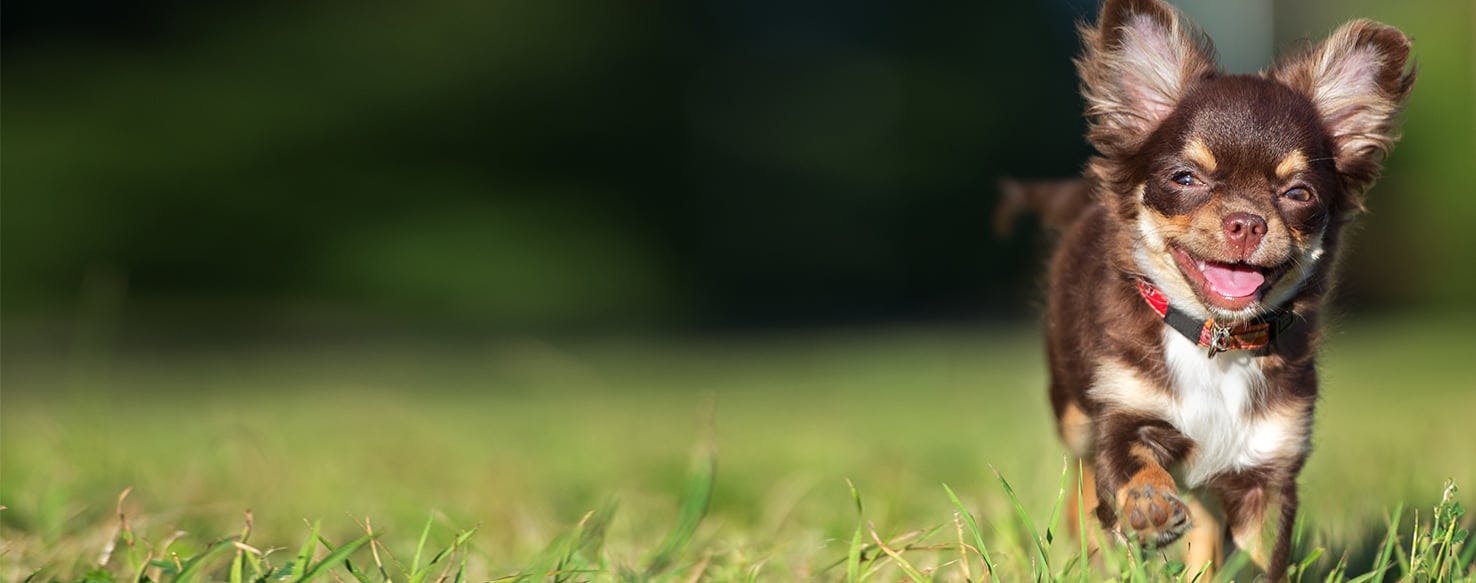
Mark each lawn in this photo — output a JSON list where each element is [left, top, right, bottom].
[[2, 314, 1472, 581]]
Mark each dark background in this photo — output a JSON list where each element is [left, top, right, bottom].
[[3, 0, 1472, 343]]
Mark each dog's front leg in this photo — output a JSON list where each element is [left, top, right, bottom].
[[1093, 415, 1192, 547]]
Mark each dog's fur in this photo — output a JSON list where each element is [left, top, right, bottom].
[[1034, 0, 1415, 578]]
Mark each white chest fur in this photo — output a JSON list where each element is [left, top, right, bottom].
[[1160, 328, 1304, 487]]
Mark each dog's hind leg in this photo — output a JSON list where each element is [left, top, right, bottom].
[[1221, 477, 1297, 580], [1065, 458, 1100, 536], [1058, 402, 1102, 547], [1184, 494, 1225, 580], [1266, 481, 1298, 581]]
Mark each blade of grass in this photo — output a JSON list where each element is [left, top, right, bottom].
[[1076, 460, 1089, 583], [411, 514, 434, 576], [1293, 547, 1324, 582], [1367, 502, 1404, 582], [576, 499, 617, 561], [1126, 537, 1148, 583], [1433, 481, 1464, 581], [98, 488, 133, 570], [361, 516, 392, 582], [1292, 507, 1309, 557], [846, 478, 866, 583], [1188, 560, 1213, 583], [296, 533, 373, 583], [524, 530, 576, 582], [1162, 558, 1186, 580], [1459, 523, 1476, 573], [1321, 552, 1348, 583], [867, 523, 929, 583], [320, 534, 375, 583], [1212, 550, 1252, 583], [413, 527, 479, 583], [229, 509, 254, 583], [174, 538, 237, 583], [681, 554, 712, 583], [1393, 509, 1414, 578], [229, 542, 267, 581], [990, 464, 1050, 578], [888, 523, 948, 556], [432, 527, 480, 567], [1045, 455, 1070, 546], [942, 482, 995, 579], [744, 558, 768, 583], [242, 542, 266, 583], [290, 521, 321, 581], [645, 438, 715, 576], [952, 511, 972, 582], [229, 541, 245, 583], [555, 516, 589, 583], [125, 532, 151, 583]]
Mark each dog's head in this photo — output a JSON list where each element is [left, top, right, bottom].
[[1077, 0, 1415, 321]]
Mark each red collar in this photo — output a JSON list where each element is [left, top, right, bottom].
[[1135, 279, 1294, 357]]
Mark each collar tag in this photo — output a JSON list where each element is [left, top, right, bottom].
[[1134, 278, 1290, 357], [1206, 323, 1232, 358]]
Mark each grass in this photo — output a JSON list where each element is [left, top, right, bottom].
[[1, 314, 1473, 581]]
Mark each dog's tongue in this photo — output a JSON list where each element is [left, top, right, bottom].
[[1202, 262, 1265, 298]]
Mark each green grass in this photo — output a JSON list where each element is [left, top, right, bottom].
[[2, 315, 1473, 581]]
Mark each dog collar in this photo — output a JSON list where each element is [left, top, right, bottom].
[[1134, 279, 1295, 358]]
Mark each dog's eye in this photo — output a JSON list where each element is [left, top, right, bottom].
[[1171, 171, 1198, 186], [1283, 187, 1313, 202]]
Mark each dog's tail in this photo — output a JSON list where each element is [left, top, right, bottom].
[[993, 177, 1094, 237]]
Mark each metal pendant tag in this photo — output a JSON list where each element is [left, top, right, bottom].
[[1206, 324, 1232, 358]]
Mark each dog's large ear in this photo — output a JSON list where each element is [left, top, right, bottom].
[[1270, 20, 1416, 197], [1076, 0, 1216, 159]]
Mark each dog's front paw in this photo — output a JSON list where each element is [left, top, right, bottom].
[[1118, 484, 1190, 547]]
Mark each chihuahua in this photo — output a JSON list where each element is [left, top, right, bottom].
[[1031, 0, 1415, 578]]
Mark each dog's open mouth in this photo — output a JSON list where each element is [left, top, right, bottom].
[[1170, 246, 1287, 311]]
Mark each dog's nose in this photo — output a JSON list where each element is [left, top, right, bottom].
[[1222, 212, 1267, 259]]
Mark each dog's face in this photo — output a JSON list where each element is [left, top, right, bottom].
[[1133, 77, 1337, 320], [1077, 0, 1415, 320]]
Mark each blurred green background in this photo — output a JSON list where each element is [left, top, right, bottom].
[[3, 0, 1471, 342]]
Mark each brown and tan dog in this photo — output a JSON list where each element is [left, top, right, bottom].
[[1030, 0, 1415, 579]]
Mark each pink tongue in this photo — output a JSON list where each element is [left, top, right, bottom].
[[1201, 262, 1265, 298]]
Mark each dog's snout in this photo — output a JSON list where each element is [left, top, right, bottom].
[[1223, 213, 1267, 239], [1222, 212, 1267, 259]]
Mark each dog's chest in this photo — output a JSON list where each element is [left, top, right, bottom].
[[1159, 329, 1299, 487]]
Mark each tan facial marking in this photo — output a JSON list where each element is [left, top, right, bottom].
[[1275, 149, 1308, 180], [1183, 139, 1217, 173]]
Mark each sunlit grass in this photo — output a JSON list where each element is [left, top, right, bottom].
[[2, 315, 1473, 580]]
